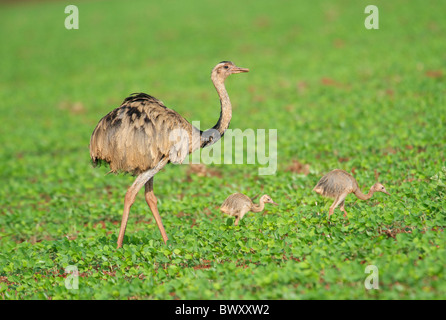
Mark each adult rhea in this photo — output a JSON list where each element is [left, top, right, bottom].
[[90, 61, 249, 248]]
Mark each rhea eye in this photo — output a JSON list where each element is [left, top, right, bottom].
[[381, 187, 384, 189], [224, 65, 229, 69]]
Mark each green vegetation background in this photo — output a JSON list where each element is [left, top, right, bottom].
[[0, 0, 444, 299]]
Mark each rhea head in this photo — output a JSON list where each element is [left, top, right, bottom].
[[211, 61, 249, 83], [261, 194, 279, 206], [372, 183, 390, 195]]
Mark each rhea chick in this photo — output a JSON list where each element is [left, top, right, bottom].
[[220, 193, 278, 226], [313, 169, 390, 219]]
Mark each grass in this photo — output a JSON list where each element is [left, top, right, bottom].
[[0, 0, 445, 299]]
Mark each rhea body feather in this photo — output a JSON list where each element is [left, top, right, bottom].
[[89, 93, 201, 175], [313, 169, 359, 198]]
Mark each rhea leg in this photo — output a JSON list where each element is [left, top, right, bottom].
[[145, 178, 168, 244], [339, 200, 348, 218], [116, 159, 168, 248], [328, 198, 337, 219], [328, 193, 348, 219], [234, 209, 248, 226]]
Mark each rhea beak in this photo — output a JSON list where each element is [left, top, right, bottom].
[[231, 67, 249, 74], [271, 201, 279, 206], [384, 191, 391, 195]]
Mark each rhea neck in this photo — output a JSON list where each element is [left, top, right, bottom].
[[200, 74, 232, 148], [251, 198, 266, 213], [354, 187, 375, 200]]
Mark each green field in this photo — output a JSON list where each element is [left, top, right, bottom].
[[0, 0, 445, 300]]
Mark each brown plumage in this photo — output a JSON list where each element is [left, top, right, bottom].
[[89, 61, 249, 248], [90, 94, 194, 175], [220, 193, 278, 226], [313, 169, 390, 219]]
